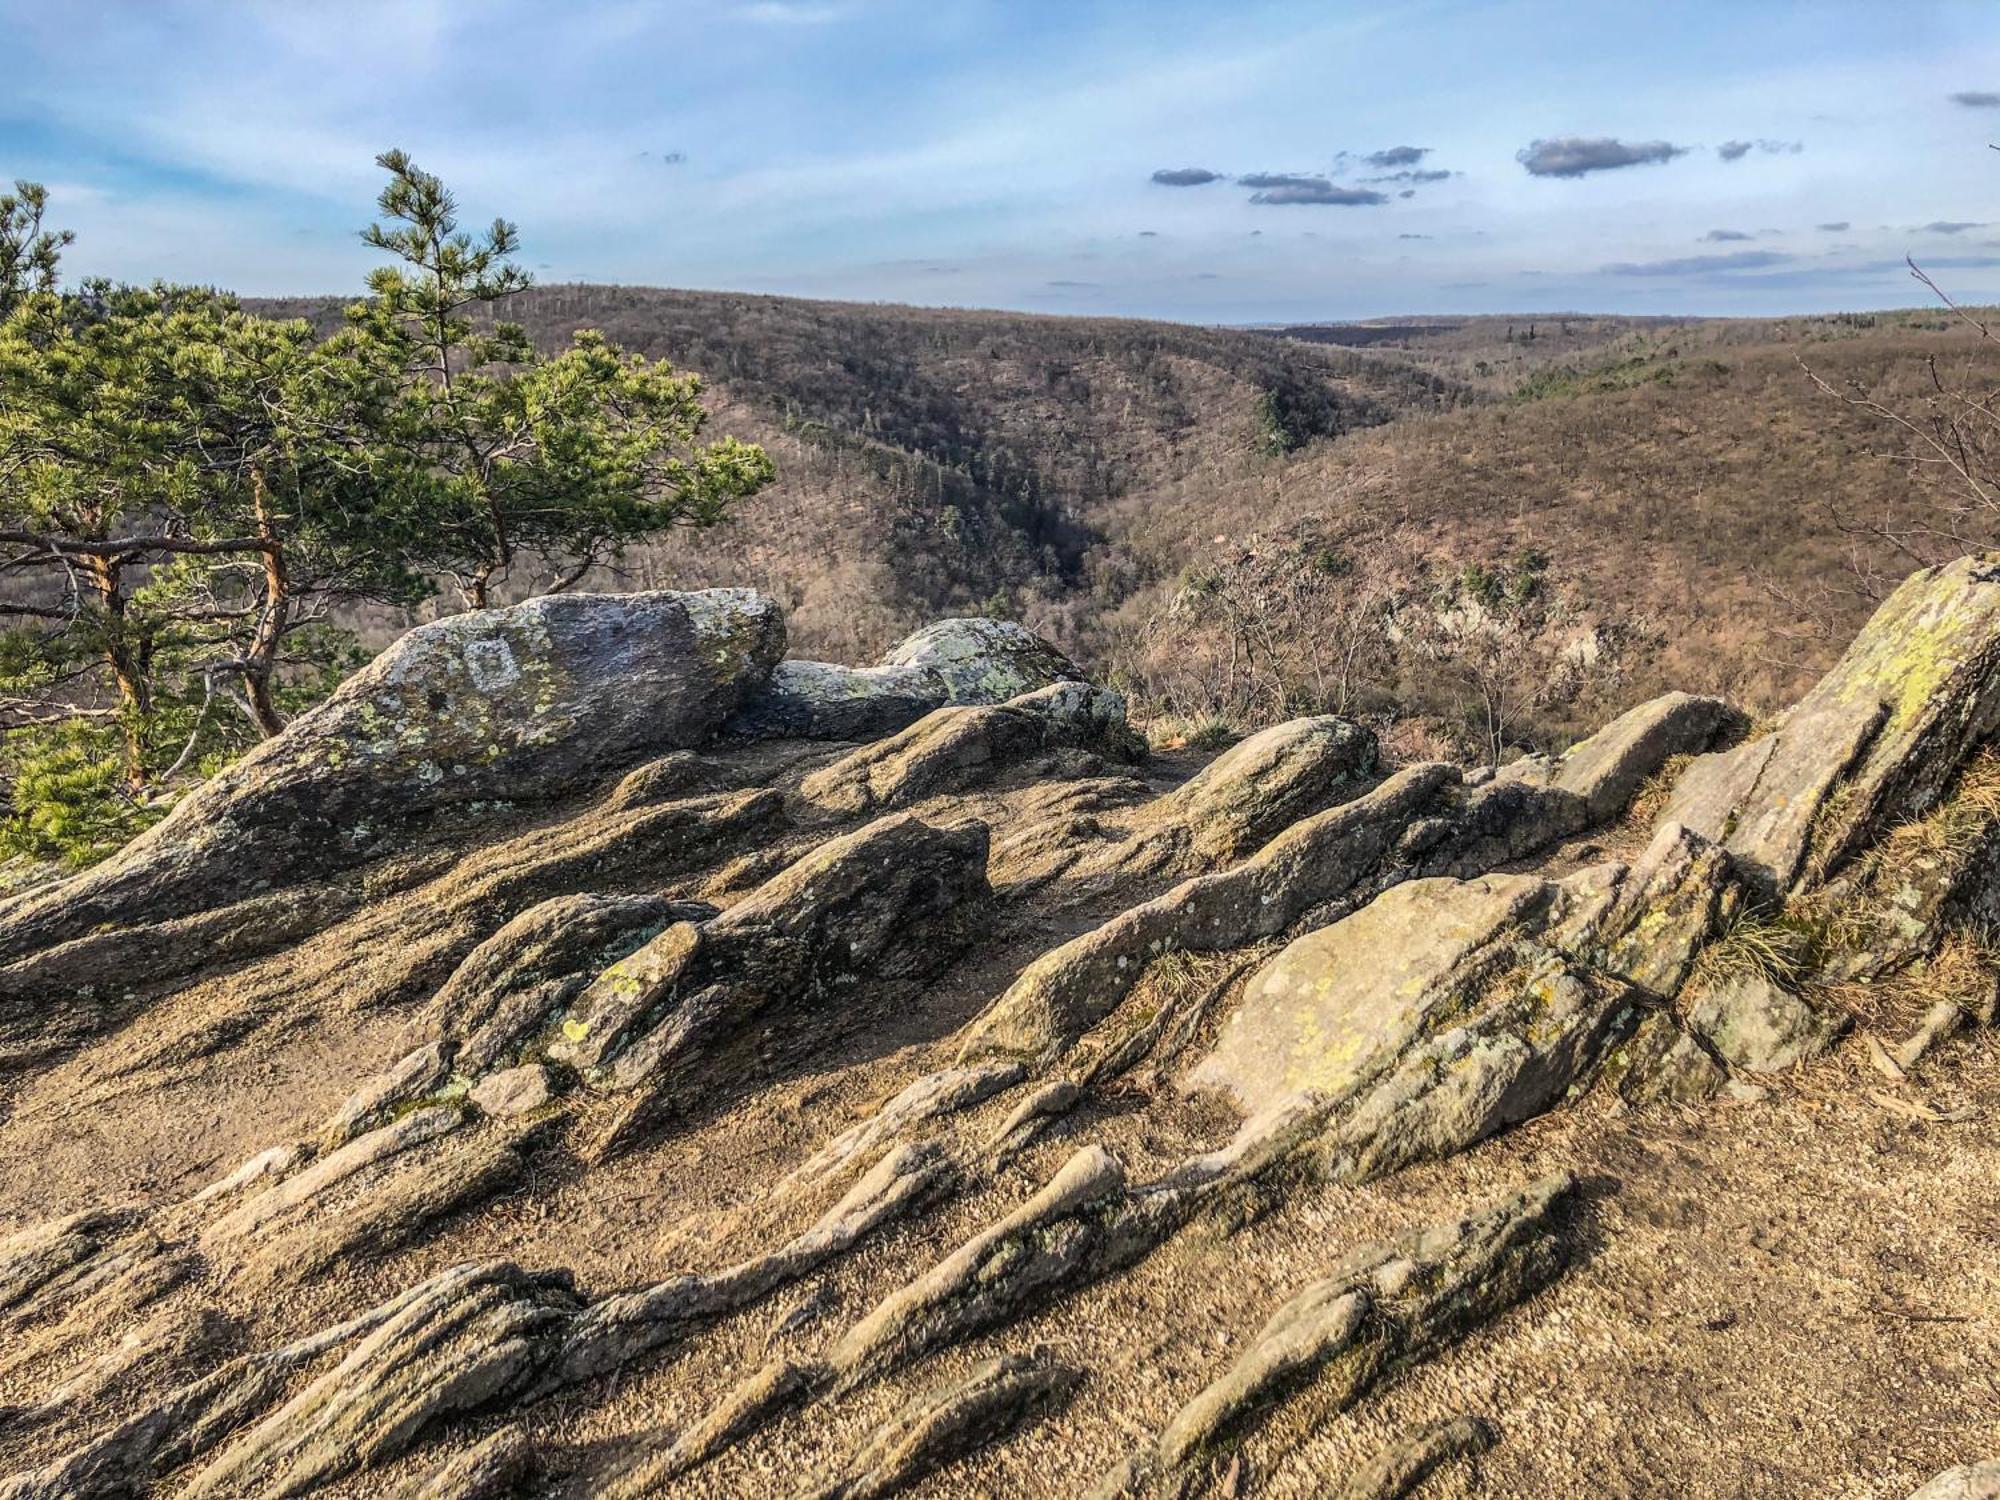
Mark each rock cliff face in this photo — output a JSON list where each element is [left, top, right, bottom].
[[0, 559, 1997, 1498]]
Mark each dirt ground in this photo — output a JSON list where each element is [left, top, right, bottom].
[[0, 745, 1994, 1499]]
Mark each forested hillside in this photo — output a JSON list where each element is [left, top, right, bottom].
[[255, 287, 1461, 668]]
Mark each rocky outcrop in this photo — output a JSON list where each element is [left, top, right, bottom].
[[1669, 554, 2000, 901], [553, 811, 990, 1093], [0, 589, 786, 987], [7, 564, 2000, 1499], [798, 682, 1143, 815], [1091, 1176, 1573, 1498], [1190, 820, 1737, 1181], [728, 618, 1085, 740], [800, 1355, 1081, 1500]]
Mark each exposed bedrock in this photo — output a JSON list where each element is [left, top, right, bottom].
[[6, 1145, 950, 1499], [797, 1354, 1082, 1500], [1091, 1176, 1573, 1499], [797, 681, 1144, 815], [0, 588, 787, 982], [958, 764, 1452, 1065], [727, 617, 1086, 740], [1669, 552, 2000, 902], [961, 691, 1727, 1065], [1426, 691, 1737, 876], [1190, 820, 1736, 1182], [553, 811, 991, 1090]]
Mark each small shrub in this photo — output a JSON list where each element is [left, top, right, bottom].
[[0, 720, 165, 869]]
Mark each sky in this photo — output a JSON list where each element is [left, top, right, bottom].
[[5, 0, 2000, 323]]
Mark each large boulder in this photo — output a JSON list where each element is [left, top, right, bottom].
[[727, 618, 1084, 741], [1668, 554, 2000, 901], [0, 589, 786, 966]]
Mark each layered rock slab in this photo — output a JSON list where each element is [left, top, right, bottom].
[[1669, 553, 2000, 901]]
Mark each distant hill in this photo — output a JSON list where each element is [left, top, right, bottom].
[[253, 288, 1997, 749]]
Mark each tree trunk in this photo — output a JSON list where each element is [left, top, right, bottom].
[[84, 555, 150, 790], [242, 465, 291, 739]]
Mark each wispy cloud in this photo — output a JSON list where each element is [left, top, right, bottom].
[[1603, 249, 1792, 275], [1702, 228, 1753, 241], [1717, 138, 1803, 161], [1949, 90, 2000, 108], [1815, 221, 1850, 232], [1922, 220, 1990, 234], [1518, 137, 1687, 177], [1151, 167, 1223, 186]]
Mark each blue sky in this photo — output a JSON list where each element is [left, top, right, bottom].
[[5, 0, 1999, 321]]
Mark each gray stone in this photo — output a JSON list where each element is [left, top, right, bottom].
[[470, 1066, 556, 1119], [728, 618, 1084, 741], [798, 682, 1141, 815], [1686, 972, 1845, 1073], [1149, 715, 1379, 863]]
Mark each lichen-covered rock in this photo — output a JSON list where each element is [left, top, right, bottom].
[[728, 618, 1084, 740], [1605, 1011, 1727, 1106], [552, 812, 992, 1090], [1148, 715, 1379, 863], [1189, 820, 1740, 1181], [0, 590, 786, 969], [1190, 874, 1558, 1112], [1686, 972, 1845, 1072], [798, 682, 1142, 815], [1427, 692, 1736, 877], [1669, 554, 2000, 901]]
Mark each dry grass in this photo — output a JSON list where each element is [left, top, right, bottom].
[[1625, 752, 1695, 829], [1881, 748, 2000, 866], [1686, 910, 1812, 993]]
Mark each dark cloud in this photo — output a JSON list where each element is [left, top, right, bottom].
[[1363, 145, 1429, 168], [1237, 172, 1322, 190], [1194, 272, 1220, 280], [1248, 177, 1389, 206], [1816, 221, 1850, 232], [1719, 139, 1803, 161], [1924, 220, 1989, 234], [1150, 167, 1224, 187], [1951, 90, 2000, 108], [1703, 229, 1753, 241], [1603, 249, 1793, 275], [1517, 137, 1687, 177], [1137, 230, 1159, 237]]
